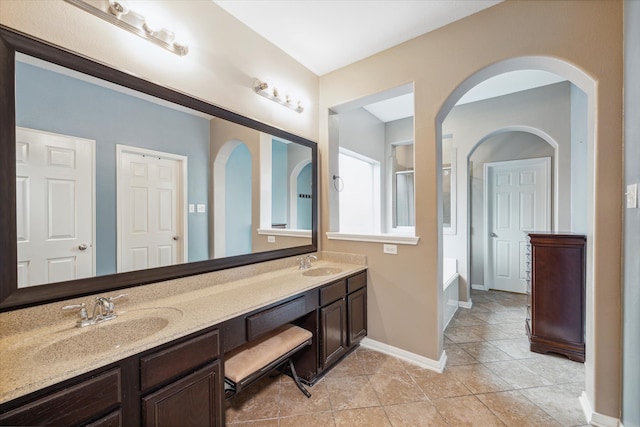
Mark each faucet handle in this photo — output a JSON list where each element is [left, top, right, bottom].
[[62, 303, 85, 311], [108, 293, 128, 302]]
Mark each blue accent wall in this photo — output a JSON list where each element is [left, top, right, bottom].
[[15, 62, 210, 275], [225, 144, 252, 256], [271, 139, 288, 226]]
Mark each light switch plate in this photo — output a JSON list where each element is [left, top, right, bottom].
[[627, 183, 638, 209], [188, 204, 195, 213], [197, 204, 206, 213], [267, 236, 276, 243]]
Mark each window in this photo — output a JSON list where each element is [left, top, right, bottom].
[[338, 148, 380, 234]]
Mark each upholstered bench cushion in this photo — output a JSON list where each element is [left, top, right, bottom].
[[225, 324, 312, 383]]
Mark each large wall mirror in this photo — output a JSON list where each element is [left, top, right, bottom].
[[0, 27, 317, 311]]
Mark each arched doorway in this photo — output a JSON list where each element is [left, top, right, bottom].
[[437, 56, 598, 415]]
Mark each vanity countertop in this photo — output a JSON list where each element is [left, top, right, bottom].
[[0, 254, 366, 405]]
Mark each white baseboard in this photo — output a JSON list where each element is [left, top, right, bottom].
[[458, 298, 473, 309], [471, 283, 488, 291], [360, 337, 446, 373], [580, 391, 622, 427]]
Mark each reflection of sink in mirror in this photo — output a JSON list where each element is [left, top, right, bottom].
[[34, 307, 182, 362], [302, 267, 343, 277]]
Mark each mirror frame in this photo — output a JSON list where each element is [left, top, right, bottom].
[[0, 26, 318, 311]]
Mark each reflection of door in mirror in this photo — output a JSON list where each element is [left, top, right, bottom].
[[16, 127, 95, 288], [16, 53, 210, 278], [116, 145, 187, 273]]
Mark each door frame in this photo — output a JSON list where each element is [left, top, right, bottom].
[[483, 157, 551, 292], [116, 144, 188, 272]]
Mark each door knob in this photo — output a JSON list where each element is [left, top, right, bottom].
[[489, 232, 498, 238], [173, 236, 179, 241], [78, 244, 88, 250]]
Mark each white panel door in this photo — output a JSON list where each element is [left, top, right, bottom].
[[16, 127, 95, 287], [484, 157, 550, 293], [117, 146, 186, 272]]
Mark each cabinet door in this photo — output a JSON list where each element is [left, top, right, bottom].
[[321, 298, 347, 368], [142, 361, 222, 427], [348, 287, 367, 345]]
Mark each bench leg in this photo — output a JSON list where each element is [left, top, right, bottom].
[[288, 359, 311, 398]]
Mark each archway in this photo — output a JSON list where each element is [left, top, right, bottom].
[[437, 56, 597, 417], [467, 129, 557, 292]]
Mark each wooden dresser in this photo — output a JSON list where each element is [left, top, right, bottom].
[[526, 233, 586, 362]]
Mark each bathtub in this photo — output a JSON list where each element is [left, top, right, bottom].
[[443, 258, 460, 328]]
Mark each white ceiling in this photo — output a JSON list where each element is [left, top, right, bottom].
[[213, 0, 502, 76], [213, 1, 567, 122]]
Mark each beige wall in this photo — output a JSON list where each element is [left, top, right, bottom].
[[320, 0, 622, 419], [0, 0, 319, 141]]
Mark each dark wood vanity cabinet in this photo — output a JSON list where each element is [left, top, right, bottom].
[[320, 280, 348, 368], [140, 330, 222, 427], [0, 369, 122, 427], [526, 233, 586, 362], [0, 328, 223, 427], [142, 362, 221, 427], [0, 269, 368, 426], [319, 272, 367, 371]]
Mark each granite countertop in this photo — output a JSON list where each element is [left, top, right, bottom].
[[0, 253, 366, 405]]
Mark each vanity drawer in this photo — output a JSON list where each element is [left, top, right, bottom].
[[140, 330, 220, 392], [320, 280, 346, 306], [347, 272, 366, 293], [246, 296, 306, 341], [0, 368, 121, 426]]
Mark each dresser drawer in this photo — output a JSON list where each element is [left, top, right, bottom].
[[140, 330, 220, 392], [320, 280, 346, 306]]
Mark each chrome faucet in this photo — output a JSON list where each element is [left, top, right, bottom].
[[304, 254, 318, 269], [296, 254, 317, 270], [62, 293, 128, 327]]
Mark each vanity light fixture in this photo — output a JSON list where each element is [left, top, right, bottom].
[[64, 0, 189, 56], [254, 79, 304, 113]]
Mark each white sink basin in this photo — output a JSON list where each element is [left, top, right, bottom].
[[302, 267, 343, 277], [34, 307, 182, 361]]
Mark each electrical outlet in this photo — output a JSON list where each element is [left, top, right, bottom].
[[267, 236, 276, 243], [626, 183, 638, 209], [383, 244, 397, 255], [188, 204, 195, 213], [197, 204, 206, 213]]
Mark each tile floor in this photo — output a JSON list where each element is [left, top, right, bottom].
[[225, 289, 588, 426]]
